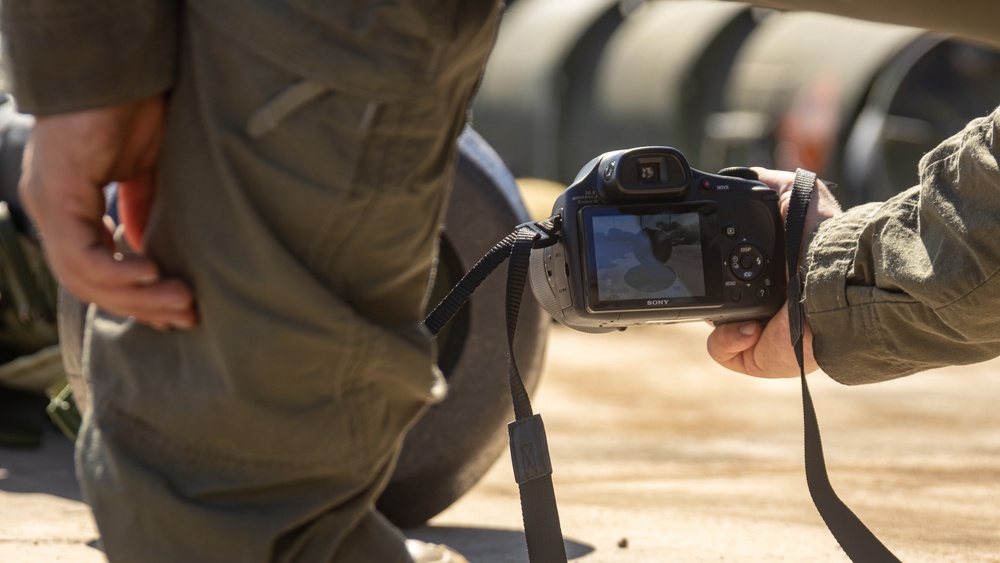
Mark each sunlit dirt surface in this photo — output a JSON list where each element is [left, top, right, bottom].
[[2, 322, 999, 562], [420, 323, 1000, 562]]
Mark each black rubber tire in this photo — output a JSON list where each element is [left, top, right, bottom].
[[375, 127, 550, 528]]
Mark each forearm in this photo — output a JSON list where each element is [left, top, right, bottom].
[[804, 106, 1000, 384], [0, 0, 178, 115]]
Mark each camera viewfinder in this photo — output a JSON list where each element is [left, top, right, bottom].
[[637, 158, 663, 183], [606, 148, 690, 198]]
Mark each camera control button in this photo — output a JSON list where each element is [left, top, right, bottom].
[[756, 287, 769, 300], [699, 177, 714, 191], [729, 288, 743, 302], [729, 244, 766, 281], [723, 224, 739, 238]]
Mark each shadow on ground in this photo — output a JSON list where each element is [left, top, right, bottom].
[[0, 425, 82, 501], [407, 525, 593, 562]]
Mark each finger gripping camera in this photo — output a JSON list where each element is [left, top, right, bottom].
[[529, 147, 785, 333]]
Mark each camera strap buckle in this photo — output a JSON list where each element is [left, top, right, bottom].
[[516, 216, 562, 249]]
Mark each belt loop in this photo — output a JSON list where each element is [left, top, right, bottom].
[[358, 101, 379, 136], [247, 79, 330, 138]]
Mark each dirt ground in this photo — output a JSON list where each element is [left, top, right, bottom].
[[2, 322, 999, 562]]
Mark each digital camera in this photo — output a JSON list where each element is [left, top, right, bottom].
[[529, 146, 785, 333]]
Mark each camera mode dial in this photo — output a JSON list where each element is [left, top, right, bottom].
[[729, 243, 766, 281]]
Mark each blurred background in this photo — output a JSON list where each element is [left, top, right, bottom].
[[472, 0, 1000, 209]]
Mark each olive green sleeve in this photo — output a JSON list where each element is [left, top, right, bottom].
[[803, 106, 1000, 384], [0, 0, 178, 115]]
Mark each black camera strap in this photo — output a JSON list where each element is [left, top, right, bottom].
[[424, 218, 569, 563], [425, 172, 901, 562], [786, 169, 900, 562]]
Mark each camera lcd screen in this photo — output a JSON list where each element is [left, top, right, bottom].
[[582, 203, 721, 311]]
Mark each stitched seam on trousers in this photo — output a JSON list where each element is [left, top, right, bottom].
[[328, 311, 369, 450], [305, 100, 379, 272], [98, 402, 372, 472], [320, 100, 414, 281], [342, 323, 373, 449]]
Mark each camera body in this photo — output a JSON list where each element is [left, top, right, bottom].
[[529, 146, 785, 333]]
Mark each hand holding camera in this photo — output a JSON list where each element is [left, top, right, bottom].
[[527, 146, 841, 377], [706, 168, 841, 378]]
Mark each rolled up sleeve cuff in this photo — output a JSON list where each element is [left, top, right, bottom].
[[1, 0, 178, 115], [801, 106, 1000, 385], [802, 202, 887, 385]]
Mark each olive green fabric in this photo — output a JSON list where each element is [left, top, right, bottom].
[[0, 0, 501, 115], [804, 106, 1000, 384], [2, 0, 500, 560]]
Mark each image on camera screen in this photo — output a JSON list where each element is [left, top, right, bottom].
[[591, 211, 706, 303]]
